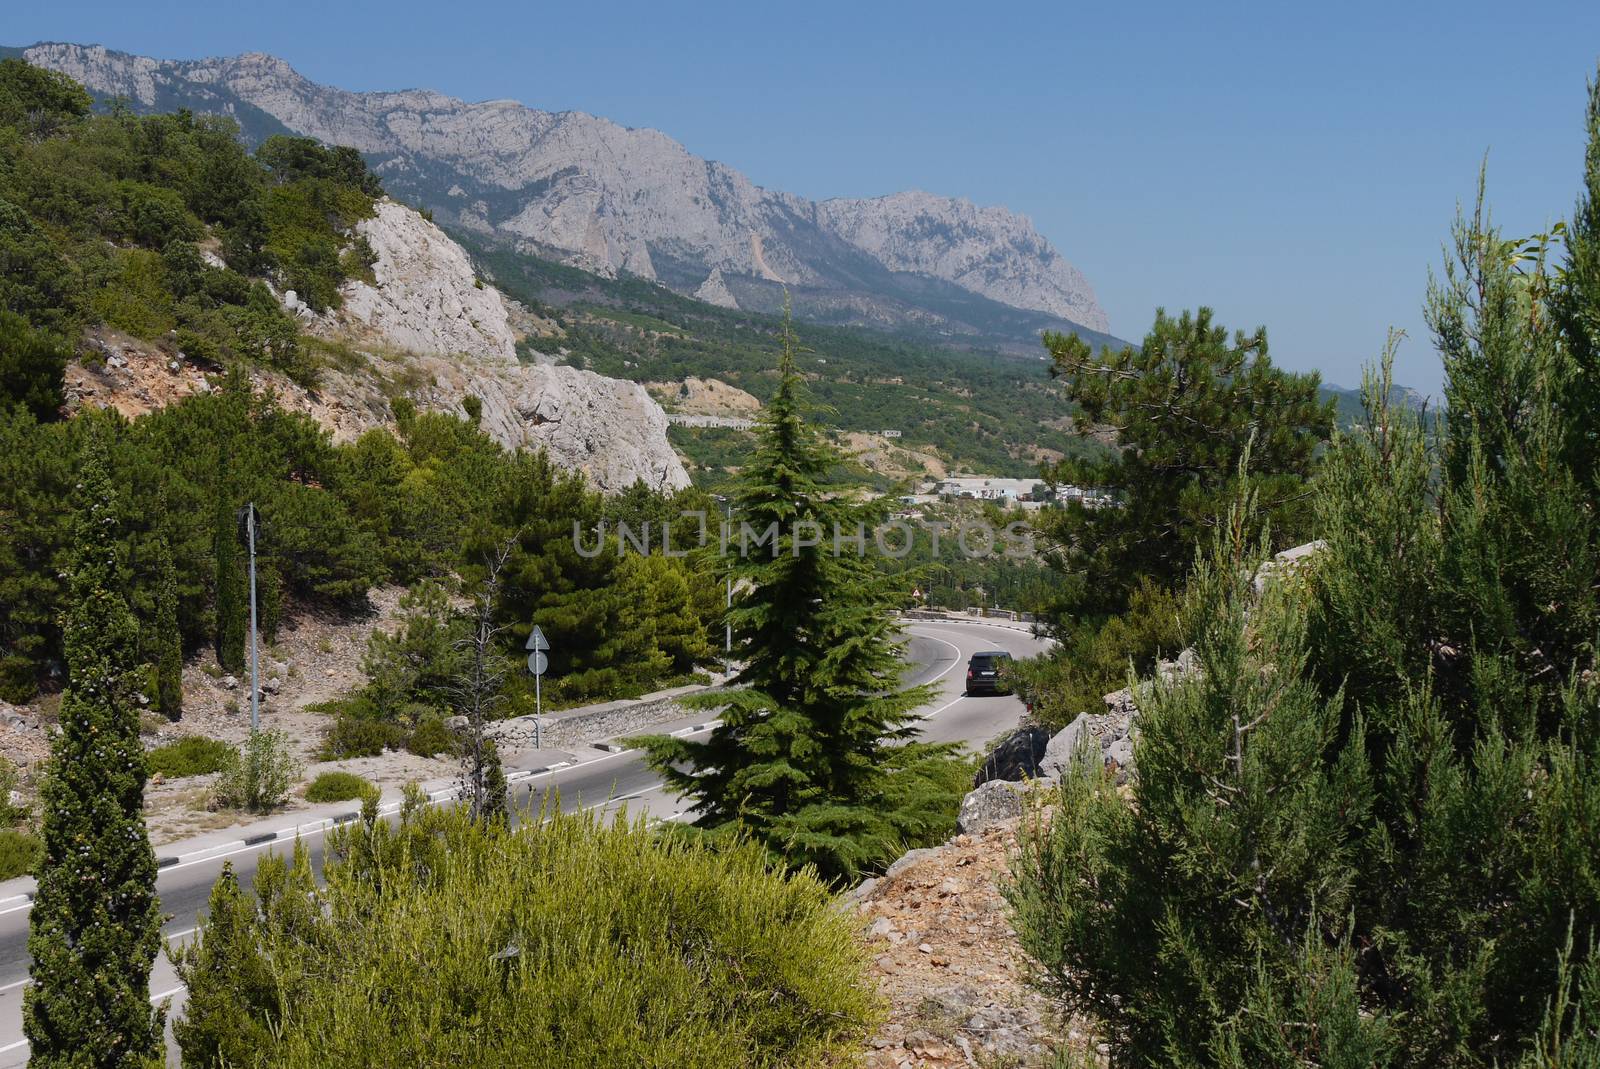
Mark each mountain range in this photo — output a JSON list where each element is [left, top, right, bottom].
[[13, 42, 1113, 349]]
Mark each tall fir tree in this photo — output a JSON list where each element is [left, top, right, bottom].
[[153, 534, 183, 720], [635, 312, 963, 882], [24, 422, 164, 1067]]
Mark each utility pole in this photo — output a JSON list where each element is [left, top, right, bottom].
[[244, 503, 259, 732]]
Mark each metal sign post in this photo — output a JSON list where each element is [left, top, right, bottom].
[[526, 625, 549, 748]]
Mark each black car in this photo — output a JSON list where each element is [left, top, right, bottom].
[[965, 650, 1014, 696]]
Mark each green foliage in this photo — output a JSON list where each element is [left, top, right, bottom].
[[0, 827, 42, 881], [0, 654, 36, 704], [634, 314, 966, 884], [360, 579, 467, 719], [151, 535, 184, 719], [319, 712, 407, 760], [146, 735, 233, 779], [24, 424, 164, 1066], [169, 863, 277, 1068], [172, 804, 878, 1067], [1036, 308, 1333, 624], [0, 59, 91, 141], [406, 712, 457, 758], [0, 310, 68, 421], [213, 728, 300, 813], [1008, 90, 1600, 1064], [0, 68, 379, 383], [212, 482, 246, 675], [303, 770, 377, 804], [0, 754, 24, 824], [1013, 578, 1185, 729]]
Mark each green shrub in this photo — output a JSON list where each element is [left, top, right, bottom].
[[0, 654, 36, 704], [406, 714, 456, 758], [303, 771, 376, 805], [0, 756, 25, 824], [147, 736, 233, 779], [171, 804, 879, 1067], [1013, 578, 1185, 729], [320, 715, 406, 760], [213, 729, 299, 814], [0, 828, 42, 881]]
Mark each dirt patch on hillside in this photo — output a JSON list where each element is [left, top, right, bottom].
[[853, 818, 1102, 1068]]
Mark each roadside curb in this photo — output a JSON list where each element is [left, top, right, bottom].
[[0, 718, 738, 914]]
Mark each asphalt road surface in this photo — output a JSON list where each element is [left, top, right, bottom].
[[0, 617, 1048, 1065]]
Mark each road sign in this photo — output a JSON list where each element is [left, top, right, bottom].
[[525, 625, 550, 652], [527, 651, 548, 676]]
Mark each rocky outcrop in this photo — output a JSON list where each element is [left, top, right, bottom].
[[64, 195, 691, 492], [855, 816, 1087, 1067], [693, 268, 739, 310], [643, 376, 761, 418], [24, 43, 1110, 342], [972, 725, 1049, 787], [957, 779, 1026, 835], [315, 199, 519, 362], [439, 364, 691, 492], [817, 190, 1106, 332]]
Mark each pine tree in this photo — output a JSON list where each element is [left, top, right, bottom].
[[634, 311, 959, 883], [24, 422, 164, 1067], [212, 479, 245, 675], [154, 535, 183, 720], [1036, 309, 1333, 624]]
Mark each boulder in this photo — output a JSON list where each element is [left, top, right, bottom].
[[885, 847, 940, 880], [973, 725, 1050, 787], [1037, 713, 1093, 780], [1252, 540, 1328, 597], [956, 780, 1026, 835], [1105, 733, 1137, 784]]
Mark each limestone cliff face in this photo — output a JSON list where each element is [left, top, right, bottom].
[[314, 199, 520, 362], [68, 187, 689, 493], [23, 43, 1110, 339], [307, 197, 690, 492]]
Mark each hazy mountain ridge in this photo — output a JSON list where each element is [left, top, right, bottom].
[[17, 42, 1110, 344]]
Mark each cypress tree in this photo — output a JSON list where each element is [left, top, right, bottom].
[[24, 424, 164, 1066], [154, 535, 183, 720], [213, 482, 245, 675], [635, 312, 960, 882]]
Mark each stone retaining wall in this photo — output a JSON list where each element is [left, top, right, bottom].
[[488, 692, 723, 754]]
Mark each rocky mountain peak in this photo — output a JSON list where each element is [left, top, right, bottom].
[[21, 42, 1111, 345]]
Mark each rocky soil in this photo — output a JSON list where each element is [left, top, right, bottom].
[[644, 376, 761, 417], [852, 813, 1100, 1068]]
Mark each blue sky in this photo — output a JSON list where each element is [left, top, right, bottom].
[[10, 0, 1600, 392]]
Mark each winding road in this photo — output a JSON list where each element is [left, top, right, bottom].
[[0, 617, 1048, 1065]]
